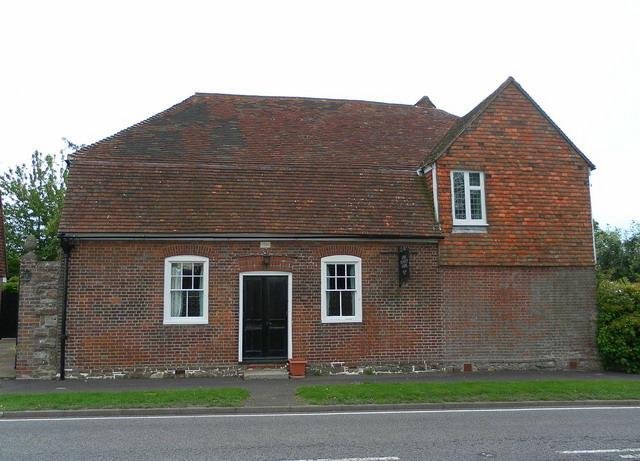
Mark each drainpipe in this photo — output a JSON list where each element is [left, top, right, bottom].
[[59, 237, 74, 380]]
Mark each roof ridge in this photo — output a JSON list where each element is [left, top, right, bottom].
[[193, 91, 449, 111]]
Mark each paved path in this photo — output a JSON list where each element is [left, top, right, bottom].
[[2, 406, 640, 460], [0, 338, 16, 379]]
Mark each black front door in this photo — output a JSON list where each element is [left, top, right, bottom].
[[242, 275, 288, 361]]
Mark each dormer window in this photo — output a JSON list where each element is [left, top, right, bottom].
[[451, 171, 487, 226]]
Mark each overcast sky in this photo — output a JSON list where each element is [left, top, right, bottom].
[[1, 1, 638, 229]]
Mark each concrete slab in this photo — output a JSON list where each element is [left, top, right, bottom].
[[242, 368, 289, 380], [0, 338, 16, 379]]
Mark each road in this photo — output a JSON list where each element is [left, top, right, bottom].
[[1, 406, 640, 460]]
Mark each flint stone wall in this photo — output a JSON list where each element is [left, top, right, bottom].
[[15, 251, 63, 379]]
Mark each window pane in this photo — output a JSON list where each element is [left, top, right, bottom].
[[193, 276, 203, 289], [327, 292, 340, 316], [469, 172, 481, 187], [187, 292, 202, 317], [346, 264, 355, 276], [337, 264, 345, 276], [171, 292, 185, 317], [182, 276, 193, 290], [327, 264, 335, 276], [171, 263, 181, 277], [328, 277, 335, 290], [347, 277, 355, 289], [193, 264, 202, 276], [182, 263, 193, 276], [171, 276, 181, 289], [470, 189, 483, 219], [453, 172, 466, 220], [341, 291, 354, 316], [336, 277, 346, 290]]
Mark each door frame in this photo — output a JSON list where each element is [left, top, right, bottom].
[[238, 271, 292, 363]]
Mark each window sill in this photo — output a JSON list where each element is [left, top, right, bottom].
[[163, 318, 209, 325], [452, 225, 489, 234], [321, 317, 362, 324]]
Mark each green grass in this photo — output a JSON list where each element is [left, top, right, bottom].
[[0, 388, 250, 411], [296, 380, 640, 405]]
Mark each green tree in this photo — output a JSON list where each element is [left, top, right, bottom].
[[595, 222, 626, 280], [0, 140, 76, 280], [623, 222, 640, 282], [595, 221, 640, 282]]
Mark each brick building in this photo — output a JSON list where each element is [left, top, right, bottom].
[[17, 77, 599, 378]]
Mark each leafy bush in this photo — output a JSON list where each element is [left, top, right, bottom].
[[1, 275, 19, 294], [597, 280, 640, 373]]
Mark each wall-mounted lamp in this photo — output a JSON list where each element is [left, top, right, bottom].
[[262, 253, 271, 267]]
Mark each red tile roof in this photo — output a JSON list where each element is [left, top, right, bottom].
[[60, 94, 458, 237]]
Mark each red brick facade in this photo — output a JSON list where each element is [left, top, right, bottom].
[[442, 266, 598, 370], [423, 80, 599, 371], [64, 240, 443, 376]]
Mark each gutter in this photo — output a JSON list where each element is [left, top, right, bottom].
[[58, 233, 444, 242], [59, 237, 75, 381], [416, 164, 432, 177]]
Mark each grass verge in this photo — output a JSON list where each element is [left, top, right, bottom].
[[0, 388, 250, 411], [296, 380, 640, 405]]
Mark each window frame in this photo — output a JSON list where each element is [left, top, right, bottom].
[[163, 255, 209, 325], [320, 255, 363, 324], [450, 170, 487, 226]]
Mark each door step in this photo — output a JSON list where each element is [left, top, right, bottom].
[[241, 367, 289, 380]]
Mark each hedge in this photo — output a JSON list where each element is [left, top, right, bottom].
[[597, 280, 640, 373]]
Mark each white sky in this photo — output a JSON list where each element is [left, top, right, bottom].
[[1, 0, 638, 228]]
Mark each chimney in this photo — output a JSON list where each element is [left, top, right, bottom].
[[415, 96, 436, 109]]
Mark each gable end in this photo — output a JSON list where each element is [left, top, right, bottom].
[[422, 77, 595, 170]]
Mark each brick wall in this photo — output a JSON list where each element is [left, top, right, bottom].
[[442, 266, 599, 370], [435, 83, 595, 266], [16, 237, 600, 378], [15, 250, 63, 379], [64, 240, 443, 377]]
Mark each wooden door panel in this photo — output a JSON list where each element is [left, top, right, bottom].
[[242, 275, 288, 360]]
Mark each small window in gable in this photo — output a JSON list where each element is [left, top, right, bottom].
[[164, 256, 209, 325], [451, 171, 487, 226], [321, 255, 362, 323]]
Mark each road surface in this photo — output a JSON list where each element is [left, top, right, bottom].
[[1, 406, 640, 460]]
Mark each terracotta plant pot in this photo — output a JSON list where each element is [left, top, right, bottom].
[[288, 359, 307, 379]]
